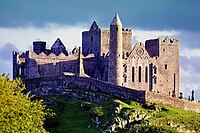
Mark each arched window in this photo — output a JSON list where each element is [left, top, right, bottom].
[[139, 66, 142, 82], [145, 66, 148, 82], [154, 76, 157, 84], [154, 66, 157, 74], [19, 67, 22, 76], [132, 66, 134, 82], [124, 75, 127, 82], [124, 65, 127, 72], [126, 52, 129, 57]]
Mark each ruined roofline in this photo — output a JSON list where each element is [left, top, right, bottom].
[[145, 36, 179, 44], [26, 50, 79, 60], [13, 51, 27, 58], [162, 36, 179, 43]]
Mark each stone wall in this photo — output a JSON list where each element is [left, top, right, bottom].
[[146, 91, 200, 113], [25, 75, 200, 113], [25, 75, 146, 103], [23, 51, 79, 79]]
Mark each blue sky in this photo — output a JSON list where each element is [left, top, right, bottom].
[[0, 0, 200, 100]]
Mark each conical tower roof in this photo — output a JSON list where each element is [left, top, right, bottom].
[[51, 38, 65, 49], [90, 21, 99, 31], [111, 13, 122, 26]]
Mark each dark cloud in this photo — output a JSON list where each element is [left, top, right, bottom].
[[0, 59, 12, 77], [0, 43, 18, 78], [0, 43, 18, 60], [0, 0, 200, 32]]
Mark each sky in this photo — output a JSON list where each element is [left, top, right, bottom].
[[0, 0, 200, 100]]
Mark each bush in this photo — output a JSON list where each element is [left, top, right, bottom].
[[0, 74, 47, 132], [90, 106, 104, 117]]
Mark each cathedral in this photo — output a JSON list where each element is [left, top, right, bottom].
[[13, 13, 180, 98]]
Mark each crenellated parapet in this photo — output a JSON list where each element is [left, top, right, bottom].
[[162, 36, 179, 44], [27, 50, 78, 64]]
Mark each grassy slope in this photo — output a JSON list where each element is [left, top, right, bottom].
[[44, 96, 100, 133], [115, 99, 200, 126], [44, 96, 200, 133]]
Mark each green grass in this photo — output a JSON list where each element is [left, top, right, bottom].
[[57, 100, 99, 133], [44, 96, 100, 133], [150, 103, 200, 125], [44, 96, 200, 133], [115, 99, 148, 115]]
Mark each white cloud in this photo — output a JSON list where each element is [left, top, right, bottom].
[[180, 65, 200, 100], [181, 48, 200, 59], [133, 29, 180, 44], [0, 23, 87, 51]]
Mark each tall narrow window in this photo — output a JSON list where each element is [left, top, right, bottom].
[[145, 66, 148, 82], [139, 66, 142, 82], [91, 36, 93, 41], [174, 73, 176, 91], [165, 64, 167, 69], [132, 66, 134, 82], [124, 75, 127, 82], [124, 65, 127, 72], [154, 66, 157, 74], [154, 77, 157, 84], [19, 68, 22, 76]]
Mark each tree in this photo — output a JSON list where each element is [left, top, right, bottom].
[[0, 74, 47, 132]]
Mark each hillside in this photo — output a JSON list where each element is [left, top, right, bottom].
[[43, 95, 200, 133]]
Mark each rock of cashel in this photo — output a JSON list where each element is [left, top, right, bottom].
[[13, 13, 200, 113]]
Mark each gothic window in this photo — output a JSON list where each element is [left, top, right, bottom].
[[145, 66, 148, 82], [116, 27, 118, 31], [139, 66, 142, 82], [154, 66, 157, 74], [124, 65, 127, 73], [19, 67, 22, 76], [165, 64, 167, 69], [126, 52, 129, 57], [154, 77, 157, 84], [174, 73, 176, 90], [122, 52, 125, 59], [124, 75, 127, 82], [132, 66, 134, 82]]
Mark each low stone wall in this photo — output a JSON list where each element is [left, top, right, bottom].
[[25, 75, 200, 113], [25, 75, 146, 103], [146, 92, 200, 113]]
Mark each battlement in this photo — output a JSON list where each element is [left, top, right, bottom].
[[122, 28, 132, 31], [27, 50, 77, 61], [162, 36, 180, 44]]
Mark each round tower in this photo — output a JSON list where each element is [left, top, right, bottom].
[[108, 13, 123, 85]]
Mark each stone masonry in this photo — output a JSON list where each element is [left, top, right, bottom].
[[13, 13, 179, 99]]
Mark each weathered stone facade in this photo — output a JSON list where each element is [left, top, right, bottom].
[[13, 13, 179, 98], [82, 13, 179, 98]]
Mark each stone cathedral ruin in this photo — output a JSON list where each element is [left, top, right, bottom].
[[13, 14, 200, 113]]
